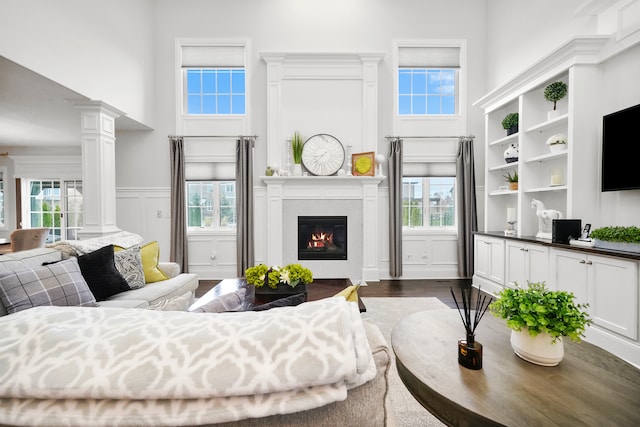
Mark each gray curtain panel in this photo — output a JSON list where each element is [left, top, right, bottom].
[[236, 137, 255, 277], [169, 136, 188, 272], [388, 138, 403, 278], [456, 136, 478, 278]]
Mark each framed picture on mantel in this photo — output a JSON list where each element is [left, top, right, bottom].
[[352, 151, 375, 176]]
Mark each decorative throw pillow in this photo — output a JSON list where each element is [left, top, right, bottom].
[[189, 288, 247, 313], [77, 245, 130, 301], [0, 258, 98, 314], [113, 245, 145, 289], [147, 291, 193, 311], [140, 241, 169, 284], [250, 293, 306, 312]]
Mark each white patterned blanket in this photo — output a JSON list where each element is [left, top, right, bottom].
[[0, 298, 375, 426], [45, 231, 144, 256]]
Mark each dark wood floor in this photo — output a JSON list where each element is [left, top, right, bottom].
[[196, 278, 472, 309]]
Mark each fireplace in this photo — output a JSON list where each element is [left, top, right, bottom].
[[298, 216, 347, 260]]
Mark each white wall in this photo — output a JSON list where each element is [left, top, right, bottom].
[[597, 43, 640, 227], [0, 0, 156, 128], [485, 0, 596, 92]]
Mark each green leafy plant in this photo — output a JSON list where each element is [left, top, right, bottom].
[[503, 170, 518, 183], [489, 282, 591, 342], [501, 113, 519, 130], [291, 132, 304, 164], [245, 263, 313, 289], [544, 81, 568, 110], [589, 226, 640, 243]]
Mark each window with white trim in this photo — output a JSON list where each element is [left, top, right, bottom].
[[180, 44, 246, 116], [25, 179, 83, 242], [397, 45, 461, 116], [402, 159, 456, 230], [185, 159, 236, 231], [186, 181, 236, 229]]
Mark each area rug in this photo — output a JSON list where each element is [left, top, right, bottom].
[[361, 297, 447, 427]]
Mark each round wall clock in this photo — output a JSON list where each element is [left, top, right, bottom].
[[301, 134, 345, 176]]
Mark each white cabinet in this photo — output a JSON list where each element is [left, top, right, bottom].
[[505, 241, 549, 287], [473, 235, 505, 294], [550, 248, 638, 341]]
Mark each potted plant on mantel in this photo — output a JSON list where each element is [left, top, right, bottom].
[[544, 81, 568, 120], [245, 263, 313, 295], [489, 282, 591, 366], [502, 113, 519, 136], [589, 226, 640, 254], [291, 131, 304, 176]]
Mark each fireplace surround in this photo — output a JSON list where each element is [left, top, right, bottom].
[[261, 176, 384, 280]]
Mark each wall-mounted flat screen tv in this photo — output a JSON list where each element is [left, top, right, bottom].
[[602, 103, 640, 192]]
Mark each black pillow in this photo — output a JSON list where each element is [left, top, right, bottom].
[[250, 293, 306, 311], [77, 245, 130, 301]]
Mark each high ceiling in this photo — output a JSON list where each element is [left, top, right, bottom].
[[0, 56, 146, 149]]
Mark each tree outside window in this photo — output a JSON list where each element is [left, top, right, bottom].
[[403, 177, 455, 229], [187, 181, 236, 229]]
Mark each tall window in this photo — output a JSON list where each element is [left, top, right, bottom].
[[185, 68, 245, 115], [397, 44, 461, 116], [403, 177, 455, 229], [187, 181, 236, 229], [399, 68, 456, 115], [180, 42, 247, 117], [27, 180, 83, 242]]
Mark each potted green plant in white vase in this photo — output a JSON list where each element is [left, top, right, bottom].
[[489, 282, 591, 366], [545, 133, 567, 153], [291, 131, 304, 176], [544, 81, 567, 120]]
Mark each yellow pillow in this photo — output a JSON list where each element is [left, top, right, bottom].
[[333, 285, 360, 303], [140, 241, 169, 284]]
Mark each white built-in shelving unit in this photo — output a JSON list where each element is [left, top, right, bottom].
[[475, 37, 609, 237]]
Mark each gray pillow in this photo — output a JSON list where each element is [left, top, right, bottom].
[[114, 245, 145, 289], [0, 258, 98, 314], [189, 288, 246, 313]]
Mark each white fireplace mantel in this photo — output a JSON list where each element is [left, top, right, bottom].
[[262, 175, 385, 281]]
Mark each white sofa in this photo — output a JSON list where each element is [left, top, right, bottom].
[[0, 247, 198, 316]]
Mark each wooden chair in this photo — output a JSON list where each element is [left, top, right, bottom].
[[9, 228, 50, 252]]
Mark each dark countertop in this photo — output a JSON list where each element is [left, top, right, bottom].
[[475, 231, 640, 261]]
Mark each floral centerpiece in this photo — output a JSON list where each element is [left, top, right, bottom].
[[245, 263, 313, 293]]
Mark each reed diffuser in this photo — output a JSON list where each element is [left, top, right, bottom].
[[450, 286, 492, 370]]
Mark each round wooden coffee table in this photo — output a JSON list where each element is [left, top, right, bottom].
[[391, 309, 640, 427]]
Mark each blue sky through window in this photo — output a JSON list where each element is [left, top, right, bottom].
[[399, 68, 456, 115], [186, 69, 245, 115]]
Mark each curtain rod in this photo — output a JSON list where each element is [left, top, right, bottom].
[[385, 135, 474, 139], [168, 135, 258, 139]]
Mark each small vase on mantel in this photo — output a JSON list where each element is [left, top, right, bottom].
[[292, 163, 303, 176]]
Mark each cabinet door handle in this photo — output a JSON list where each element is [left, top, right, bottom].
[[586, 260, 593, 265], [579, 260, 586, 264]]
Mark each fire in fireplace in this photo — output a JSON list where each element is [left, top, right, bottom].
[[298, 216, 347, 260]]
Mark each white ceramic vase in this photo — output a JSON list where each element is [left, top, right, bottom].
[[549, 143, 566, 153], [510, 329, 564, 366], [547, 110, 561, 121], [292, 163, 303, 176]]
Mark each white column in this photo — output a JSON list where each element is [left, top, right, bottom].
[[74, 101, 123, 239]]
